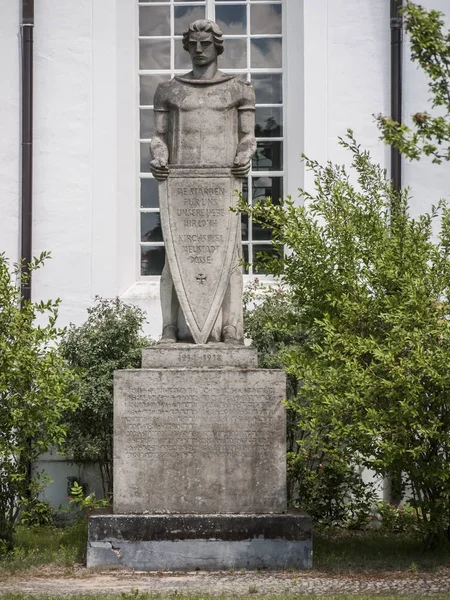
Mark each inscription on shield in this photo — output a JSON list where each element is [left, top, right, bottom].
[[160, 167, 240, 344]]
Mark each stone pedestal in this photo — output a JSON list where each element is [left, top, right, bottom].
[[88, 514, 312, 570], [87, 345, 312, 570]]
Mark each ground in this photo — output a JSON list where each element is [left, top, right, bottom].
[[2, 567, 450, 597], [3, 527, 450, 597]]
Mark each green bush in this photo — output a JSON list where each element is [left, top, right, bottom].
[[59, 297, 151, 497], [0, 252, 80, 549], [239, 133, 450, 546], [19, 498, 55, 528], [377, 501, 420, 535], [289, 451, 374, 528], [18, 473, 55, 528], [244, 283, 376, 524]]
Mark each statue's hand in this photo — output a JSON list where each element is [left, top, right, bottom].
[[231, 156, 251, 178], [150, 158, 169, 181]]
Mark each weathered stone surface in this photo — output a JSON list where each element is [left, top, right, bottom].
[[113, 368, 286, 514], [87, 513, 313, 570], [141, 344, 258, 369], [159, 167, 240, 344]]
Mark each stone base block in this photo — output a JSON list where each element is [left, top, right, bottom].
[[87, 513, 312, 570], [142, 344, 258, 369], [114, 367, 286, 514]]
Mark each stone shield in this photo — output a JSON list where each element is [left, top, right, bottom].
[[160, 166, 240, 344]]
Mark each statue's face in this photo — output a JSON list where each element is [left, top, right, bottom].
[[187, 31, 218, 67]]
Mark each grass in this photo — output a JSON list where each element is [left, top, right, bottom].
[[0, 520, 87, 576], [1, 523, 450, 576]]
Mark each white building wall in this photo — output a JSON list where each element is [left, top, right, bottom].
[[303, 0, 450, 220], [0, 0, 20, 265], [326, 0, 391, 168], [32, 1, 93, 326], [30, 0, 162, 338], [302, 0, 390, 191]]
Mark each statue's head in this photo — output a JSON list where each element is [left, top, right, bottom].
[[182, 20, 224, 67]]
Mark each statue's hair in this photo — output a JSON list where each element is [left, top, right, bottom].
[[182, 20, 224, 55]]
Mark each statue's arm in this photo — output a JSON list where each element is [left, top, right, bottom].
[[150, 84, 170, 181], [232, 84, 257, 178], [150, 111, 169, 181], [234, 109, 257, 166]]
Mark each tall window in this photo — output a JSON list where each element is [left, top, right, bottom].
[[139, 0, 284, 276]]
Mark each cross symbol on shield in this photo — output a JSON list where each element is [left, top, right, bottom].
[[196, 274, 207, 285]]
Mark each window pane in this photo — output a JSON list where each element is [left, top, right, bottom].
[[241, 178, 249, 241], [253, 223, 272, 241], [140, 39, 171, 70], [220, 39, 247, 69], [255, 107, 282, 137], [140, 142, 151, 173], [242, 177, 249, 202], [140, 109, 153, 139], [252, 176, 283, 203], [251, 73, 282, 104], [253, 244, 278, 274], [250, 4, 282, 35], [141, 213, 163, 242], [141, 178, 159, 209], [241, 214, 249, 241], [251, 38, 282, 68], [140, 74, 171, 106], [252, 141, 283, 171], [216, 5, 247, 35], [242, 244, 249, 274], [139, 6, 170, 37], [141, 246, 165, 276], [251, 179, 283, 241], [175, 41, 192, 70], [174, 6, 206, 36]]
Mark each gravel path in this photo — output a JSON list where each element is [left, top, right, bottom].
[[2, 569, 450, 596]]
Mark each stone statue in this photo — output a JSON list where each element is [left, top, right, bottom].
[[89, 22, 309, 567], [150, 20, 256, 345]]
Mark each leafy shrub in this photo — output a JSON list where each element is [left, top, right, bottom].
[[60, 297, 151, 497], [244, 282, 376, 524], [240, 133, 450, 546], [377, 501, 420, 535], [0, 252, 80, 548], [19, 499, 55, 528], [68, 480, 108, 516], [289, 450, 374, 528], [19, 473, 55, 527], [66, 476, 88, 497]]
